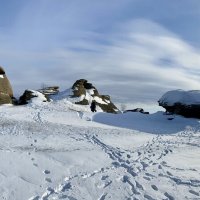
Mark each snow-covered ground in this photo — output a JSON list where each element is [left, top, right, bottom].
[[0, 100, 199, 200]]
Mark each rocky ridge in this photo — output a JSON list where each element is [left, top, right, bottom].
[[70, 79, 119, 113]]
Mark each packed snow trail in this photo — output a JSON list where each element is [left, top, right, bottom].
[[36, 128, 200, 200], [0, 103, 199, 200]]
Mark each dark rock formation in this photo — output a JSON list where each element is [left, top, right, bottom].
[[71, 79, 119, 113], [19, 90, 50, 105], [124, 108, 149, 114], [158, 90, 200, 118], [0, 66, 13, 105]]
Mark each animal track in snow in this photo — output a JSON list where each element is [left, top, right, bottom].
[[98, 193, 107, 200], [151, 185, 158, 191], [55, 182, 71, 193], [164, 192, 175, 200], [43, 170, 50, 175], [144, 194, 156, 200], [45, 178, 52, 183], [189, 190, 200, 196], [143, 176, 151, 181]]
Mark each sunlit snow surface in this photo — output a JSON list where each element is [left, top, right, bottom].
[[0, 99, 199, 200], [159, 89, 200, 106]]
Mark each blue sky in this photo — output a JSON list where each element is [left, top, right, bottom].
[[0, 0, 200, 105]]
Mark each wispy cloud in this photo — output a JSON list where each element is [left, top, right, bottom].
[[0, 1, 200, 107]]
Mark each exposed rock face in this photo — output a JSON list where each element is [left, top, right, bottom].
[[158, 90, 200, 118], [38, 86, 59, 96], [0, 66, 13, 105], [71, 79, 119, 113], [19, 90, 50, 105]]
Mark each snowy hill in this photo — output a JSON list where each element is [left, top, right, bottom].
[[0, 99, 199, 200]]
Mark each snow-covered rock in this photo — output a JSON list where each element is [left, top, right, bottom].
[[19, 89, 50, 105], [158, 89, 200, 118], [54, 79, 119, 113]]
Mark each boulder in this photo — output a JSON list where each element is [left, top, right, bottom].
[[158, 90, 200, 118], [19, 90, 50, 105], [71, 79, 119, 113], [0, 66, 14, 105]]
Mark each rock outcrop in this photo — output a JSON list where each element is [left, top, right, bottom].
[[71, 79, 119, 113], [158, 90, 200, 118], [19, 90, 50, 105], [38, 86, 59, 96], [0, 66, 13, 105]]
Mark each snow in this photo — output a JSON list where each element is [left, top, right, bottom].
[[159, 89, 200, 106], [86, 89, 95, 95], [28, 90, 48, 104], [52, 87, 109, 106], [93, 96, 108, 105], [0, 99, 199, 200]]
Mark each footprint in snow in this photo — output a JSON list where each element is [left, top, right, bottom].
[[151, 185, 158, 191], [55, 182, 71, 192], [145, 173, 155, 178], [167, 171, 173, 176], [41, 187, 54, 199], [135, 181, 144, 190], [158, 165, 162, 169], [143, 176, 151, 181], [189, 190, 199, 196], [103, 180, 112, 188], [164, 192, 175, 200], [45, 178, 52, 183], [112, 161, 121, 168], [141, 161, 149, 170], [98, 193, 107, 200], [43, 170, 50, 174], [144, 194, 156, 200], [101, 175, 109, 180], [161, 161, 167, 166], [28, 196, 40, 200], [126, 160, 130, 164]]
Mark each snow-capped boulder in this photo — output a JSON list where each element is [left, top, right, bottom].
[[70, 79, 119, 113], [0, 66, 14, 105], [158, 90, 200, 118], [19, 90, 50, 105]]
